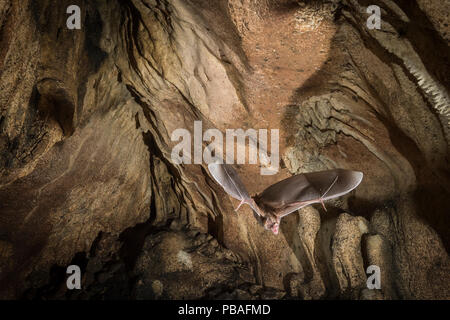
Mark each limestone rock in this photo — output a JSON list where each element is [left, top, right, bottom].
[[332, 213, 369, 297], [133, 230, 249, 299], [0, 0, 448, 300]]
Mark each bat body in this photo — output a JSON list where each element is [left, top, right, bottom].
[[208, 163, 363, 235]]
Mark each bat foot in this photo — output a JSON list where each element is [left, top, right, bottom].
[[234, 199, 246, 212]]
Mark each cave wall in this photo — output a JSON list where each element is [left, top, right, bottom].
[[0, 0, 448, 299]]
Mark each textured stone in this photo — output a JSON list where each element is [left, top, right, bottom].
[[132, 230, 249, 299], [0, 0, 448, 300], [332, 213, 369, 297]]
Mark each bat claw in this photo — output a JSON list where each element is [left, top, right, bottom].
[[320, 199, 327, 212]]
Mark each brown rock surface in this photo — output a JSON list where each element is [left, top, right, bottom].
[[0, 0, 448, 299]]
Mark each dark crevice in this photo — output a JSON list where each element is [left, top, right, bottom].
[[394, 0, 450, 88], [21, 252, 88, 300], [332, 7, 450, 251], [341, 8, 449, 147]]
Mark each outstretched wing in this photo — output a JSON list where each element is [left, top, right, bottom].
[[255, 169, 363, 217], [207, 163, 253, 211]]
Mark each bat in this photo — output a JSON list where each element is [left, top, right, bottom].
[[208, 163, 363, 235]]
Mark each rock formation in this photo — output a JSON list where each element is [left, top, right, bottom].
[[0, 0, 448, 299]]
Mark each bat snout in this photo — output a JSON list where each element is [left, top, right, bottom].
[[263, 216, 280, 235], [271, 224, 279, 235]]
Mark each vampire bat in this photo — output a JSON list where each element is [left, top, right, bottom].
[[207, 163, 363, 235]]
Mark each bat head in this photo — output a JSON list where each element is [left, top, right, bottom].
[[263, 216, 280, 235]]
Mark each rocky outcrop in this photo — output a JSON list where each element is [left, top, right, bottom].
[[132, 229, 251, 300], [0, 0, 448, 299]]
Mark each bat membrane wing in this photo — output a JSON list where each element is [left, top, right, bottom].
[[256, 173, 319, 208], [306, 169, 363, 201], [207, 163, 251, 202], [256, 169, 363, 217]]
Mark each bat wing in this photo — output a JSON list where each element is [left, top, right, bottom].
[[207, 163, 253, 211], [255, 169, 363, 217]]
